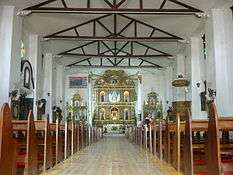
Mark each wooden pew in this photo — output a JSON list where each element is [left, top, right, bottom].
[[174, 103, 233, 175], [64, 120, 82, 158], [34, 119, 53, 172], [12, 111, 38, 175], [49, 119, 64, 165], [79, 122, 84, 149], [126, 104, 233, 175], [83, 123, 89, 147], [0, 103, 102, 175], [206, 103, 233, 175], [168, 114, 208, 173], [64, 120, 73, 159], [71, 120, 78, 154], [0, 103, 16, 175]]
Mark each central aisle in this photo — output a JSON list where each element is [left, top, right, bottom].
[[44, 134, 180, 175]]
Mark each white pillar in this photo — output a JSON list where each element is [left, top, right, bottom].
[[174, 54, 186, 101], [43, 53, 53, 121], [0, 6, 22, 106], [28, 34, 42, 117], [55, 64, 64, 109], [176, 54, 185, 76], [190, 37, 207, 119], [206, 8, 233, 116], [88, 76, 93, 125], [137, 74, 142, 124], [164, 66, 173, 115]]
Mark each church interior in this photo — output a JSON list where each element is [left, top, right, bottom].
[[0, 0, 233, 175]]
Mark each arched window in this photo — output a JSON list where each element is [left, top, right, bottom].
[[100, 91, 105, 102], [99, 108, 105, 120]]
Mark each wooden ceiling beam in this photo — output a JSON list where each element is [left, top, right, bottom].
[[65, 57, 163, 69], [45, 36, 181, 42], [44, 14, 183, 42], [23, 8, 203, 15], [67, 65, 161, 69], [60, 53, 171, 58], [23, 0, 203, 15]]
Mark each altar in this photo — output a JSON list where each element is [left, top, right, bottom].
[[93, 70, 136, 127]]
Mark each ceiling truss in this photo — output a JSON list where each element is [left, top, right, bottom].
[[23, 0, 203, 15], [44, 14, 183, 42], [65, 57, 163, 69], [54, 13, 174, 69], [58, 40, 172, 58], [61, 40, 172, 69]]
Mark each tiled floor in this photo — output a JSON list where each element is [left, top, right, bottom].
[[43, 134, 181, 175]]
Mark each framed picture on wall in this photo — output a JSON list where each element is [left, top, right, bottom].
[[69, 77, 87, 88]]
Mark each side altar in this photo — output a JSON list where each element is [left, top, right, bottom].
[[93, 70, 137, 127]]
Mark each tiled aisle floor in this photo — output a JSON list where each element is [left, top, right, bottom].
[[43, 134, 181, 175]]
